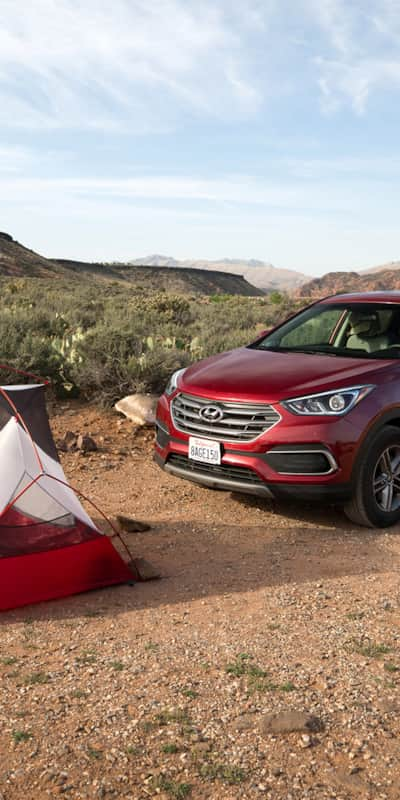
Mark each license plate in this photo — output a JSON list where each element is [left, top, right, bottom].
[[188, 436, 221, 465]]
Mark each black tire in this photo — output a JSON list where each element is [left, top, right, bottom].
[[344, 426, 400, 528]]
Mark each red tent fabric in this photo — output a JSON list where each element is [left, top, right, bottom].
[[0, 384, 133, 610]]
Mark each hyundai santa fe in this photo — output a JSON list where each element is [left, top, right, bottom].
[[155, 292, 400, 528]]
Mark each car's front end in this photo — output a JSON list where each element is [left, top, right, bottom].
[[154, 364, 381, 505], [154, 294, 400, 521]]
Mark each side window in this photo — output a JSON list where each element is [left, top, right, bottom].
[[344, 309, 394, 343], [377, 310, 394, 335], [279, 309, 343, 347]]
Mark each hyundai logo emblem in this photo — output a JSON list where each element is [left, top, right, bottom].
[[199, 405, 224, 422]]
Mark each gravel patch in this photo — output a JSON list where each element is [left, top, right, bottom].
[[0, 402, 399, 799]]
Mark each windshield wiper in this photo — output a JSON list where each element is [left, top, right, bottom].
[[254, 345, 339, 356], [256, 345, 400, 360], [298, 349, 339, 356]]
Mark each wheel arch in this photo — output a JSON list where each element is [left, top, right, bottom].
[[350, 408, 400, 488]]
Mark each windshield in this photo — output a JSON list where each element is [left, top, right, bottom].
[[252, 302, 400, 359]]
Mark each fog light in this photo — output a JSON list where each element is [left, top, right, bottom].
[[328, 393, 346, 412]]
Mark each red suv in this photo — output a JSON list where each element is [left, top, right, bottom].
[[155, 292, 400, 528]]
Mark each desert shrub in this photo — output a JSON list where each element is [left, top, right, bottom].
[[269, 290, 284, 305], [0, 277, 302, 403], [0, 309, 64, 384], [70, 322, 191, 404]]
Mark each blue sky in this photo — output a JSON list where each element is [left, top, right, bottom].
[[1, 0, 400, 276]]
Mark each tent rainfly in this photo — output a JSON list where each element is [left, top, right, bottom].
[[0, 383, 134, 611]]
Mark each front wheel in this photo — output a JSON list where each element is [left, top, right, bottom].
[[344, 426, 400, 528]]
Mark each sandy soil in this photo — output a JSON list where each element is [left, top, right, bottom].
[[0, 402, 399, 800]]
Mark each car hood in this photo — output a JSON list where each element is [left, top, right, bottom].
[[179, 347, 394, 404]]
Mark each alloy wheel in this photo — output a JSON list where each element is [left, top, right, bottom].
[[373, 446, 400, 512]]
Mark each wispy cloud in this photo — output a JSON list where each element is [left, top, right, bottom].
[[2, 1, 400, 275], [0, 0, 264, 131], [1, 0, 400, 129], [306, 0, 400, 113], [0, 170, 373, 218], [317, 56, 400, 114], [309, 0, 357, 56]]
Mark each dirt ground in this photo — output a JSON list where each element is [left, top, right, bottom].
[[0, 402, 399, 800]]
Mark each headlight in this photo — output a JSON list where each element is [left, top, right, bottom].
[[165, 368, 186, 396], [282, 385, 374, 416]]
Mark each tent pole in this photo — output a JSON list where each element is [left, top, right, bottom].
[[43, 475, 139, 576], [0, 388, 44, 473]]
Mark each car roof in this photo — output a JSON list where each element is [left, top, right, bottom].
[[320, 292, 400, 305]]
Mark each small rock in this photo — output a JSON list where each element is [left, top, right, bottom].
[[260, 711, 324, 736], [129, 558, 161, 581], [235, 713, 257, 731], [57, 430, 77, 452], [377, 699, 399, 715], [115, 515, 151, 533], [331, 768, 372, 795], [77, 434, 98, 452], [192, 741, 211, 756]]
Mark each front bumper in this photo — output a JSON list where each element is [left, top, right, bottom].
[[154, 399, 359, 502], [154, 449, 353, 501], [154, 449, 274, 497]]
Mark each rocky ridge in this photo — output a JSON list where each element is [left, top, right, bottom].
[[297, 269, 400, 299], [0, 234, 263, 296]]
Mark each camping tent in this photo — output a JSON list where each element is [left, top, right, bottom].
[[0, 383, 133, 610]]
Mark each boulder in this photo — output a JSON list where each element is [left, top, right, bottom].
[[114, 394, 158, 426]]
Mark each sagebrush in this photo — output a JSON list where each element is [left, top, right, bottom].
[[0, 277, 302, 403]]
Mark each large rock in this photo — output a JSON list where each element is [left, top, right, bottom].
[[114, 394, 158, 426]]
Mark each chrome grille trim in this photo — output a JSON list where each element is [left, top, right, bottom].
[[171, 392, 281, 442]]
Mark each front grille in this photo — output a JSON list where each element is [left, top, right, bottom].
[[171, 393, 281, 442], [167, 453, 264, 485]]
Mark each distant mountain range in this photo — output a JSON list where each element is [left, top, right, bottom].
[[127, 255, 308, 291], [2, 231, 400, 298]]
